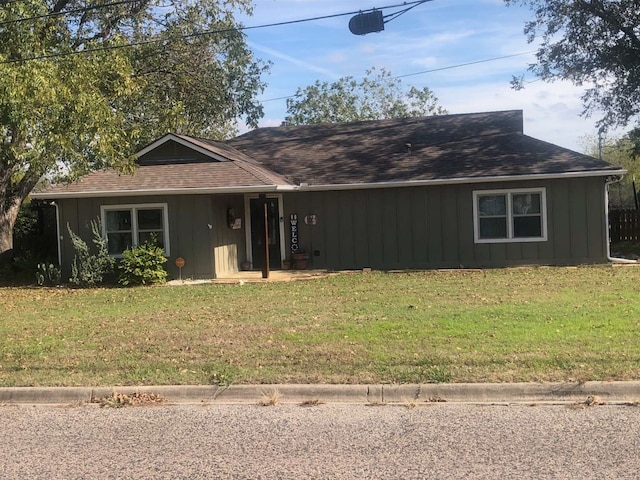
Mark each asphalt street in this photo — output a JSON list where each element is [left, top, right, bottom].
[[2, 402, 639, 479]]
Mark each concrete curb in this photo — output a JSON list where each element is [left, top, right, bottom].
[[1, 381, 639, 406]]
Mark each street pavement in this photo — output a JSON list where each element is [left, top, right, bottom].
[[2, 401, 639, 479]]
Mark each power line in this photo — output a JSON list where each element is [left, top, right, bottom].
[[396, 51, 536, 78], [0, 0, 144, 26], [0, 0, 425, 27], [260, 51, 538, 103], [0, 0, 430, 64]]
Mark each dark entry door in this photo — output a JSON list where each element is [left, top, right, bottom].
[[249, 197, 281, 270]]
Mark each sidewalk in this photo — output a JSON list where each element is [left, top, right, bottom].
[[2, 381, 639, 405]]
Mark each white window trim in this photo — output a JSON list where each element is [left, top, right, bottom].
[[473, 188, 548, 243], [100, 203, 170, 257]]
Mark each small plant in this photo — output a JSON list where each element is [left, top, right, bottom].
[[35, 263, 61, 286], [68, 219, 114, 286], [118, 237, 168, 286], [205, 363, 236, 386], [426, 366, 452, 384], [259, 388, 281, 406], [96, 391, 166, 408]]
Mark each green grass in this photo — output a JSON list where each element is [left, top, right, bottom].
[[1, 265, 640, 386]]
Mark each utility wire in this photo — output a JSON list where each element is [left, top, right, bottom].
[[0, 0, 430, 64], [0, 0, 144, 26], [0, 0, 426, 26], [395, 51, 536, 78], [383, 0, 430, 23], [260, 51, 538, 103]]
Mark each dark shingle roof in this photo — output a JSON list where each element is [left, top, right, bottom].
[[35, 134, 292, 197], [228, 110, 623, 185], [33, 110, 624, 199]]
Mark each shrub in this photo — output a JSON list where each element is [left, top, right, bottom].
[[68, 219, 115, 286], [118, 239, 168, 286], [35, 263, 61, 286]]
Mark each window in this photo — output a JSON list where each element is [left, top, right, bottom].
[[473, 188, 547, 243], [101, 204, 169, 256]]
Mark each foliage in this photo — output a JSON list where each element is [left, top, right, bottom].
[[284, 67, 447, 125], [506, 0, 640, 131], [68, 220, 115, 287], [0, 0, 268, 260], [35, 263, 61, 287], [118, 239, 168, 286], [582, 131, 640, 209]]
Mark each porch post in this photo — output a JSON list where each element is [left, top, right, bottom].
[[260, 194, 270, 279]]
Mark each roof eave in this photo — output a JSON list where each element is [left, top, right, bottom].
[[30, 169, 626, 199], [296, 169, 627, 191], [30, 184, 297, 200]]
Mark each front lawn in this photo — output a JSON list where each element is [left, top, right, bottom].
[[1, 265, 639, 386]]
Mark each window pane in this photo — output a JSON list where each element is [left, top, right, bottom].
[[512, 194, 540, 215], [138, 231, 164, 248], [106, 210, 131, 231], [478, 195, 506, 216], [138, 209, 163, 230], [479, 218, 507, 239], [514, 216, 542, 238], [107, 232, 133, 254]]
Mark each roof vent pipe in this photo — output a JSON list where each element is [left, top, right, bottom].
[[406, 143, 412, 153]]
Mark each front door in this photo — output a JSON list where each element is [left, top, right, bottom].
[[249, 197, 282, 270]]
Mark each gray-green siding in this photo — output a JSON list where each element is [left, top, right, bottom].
[[281, 177, 609, 270], [57, 194, 247, 280], [55, 177, 610, 279]]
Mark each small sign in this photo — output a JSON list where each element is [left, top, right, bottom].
[[290, 214, 299, 253], [175, 257, 185, 268], [304, 214, 318, 226], [231, 218, 242, 230]]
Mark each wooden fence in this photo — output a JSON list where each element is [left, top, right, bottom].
[[610, 209, 640, 242]]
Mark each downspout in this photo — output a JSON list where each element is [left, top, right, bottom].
[[604, 176, 637, 264], [52, 201, 62, 267]]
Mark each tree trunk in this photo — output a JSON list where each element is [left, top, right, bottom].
[[0, 199, 21, 266]]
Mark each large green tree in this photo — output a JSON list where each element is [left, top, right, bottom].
[[582, 131, 640, 209], [507, 0, 640, 129], [0, 0, 268, 263], [284, 67, 447, 125]]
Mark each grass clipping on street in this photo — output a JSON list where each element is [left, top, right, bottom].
[[1, 265, 639, 386]]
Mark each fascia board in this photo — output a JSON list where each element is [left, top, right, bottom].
[[30, 184, 297, 199], [296, 170, 627, 191], [135, 134, 231, 162]]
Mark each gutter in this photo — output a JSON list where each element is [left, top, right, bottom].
[[30, 169, 626, 200], [604, 175, 637, 264], [296, 170, 627, 192], [31, 184, 297, 200]]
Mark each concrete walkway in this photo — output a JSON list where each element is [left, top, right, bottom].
[[2, 381, 639, 406], [166, 269, 333, 285]]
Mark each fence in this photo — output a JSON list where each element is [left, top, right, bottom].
[[609, 209, 640, 242]]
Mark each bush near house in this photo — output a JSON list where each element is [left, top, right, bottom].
[[118, 239, 168, 286]]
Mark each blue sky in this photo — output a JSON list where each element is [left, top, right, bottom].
[[236, 0, 609, 152]]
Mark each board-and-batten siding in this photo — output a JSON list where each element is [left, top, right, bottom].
[[282, 177, 608, 270], [57, 194, 246, 280]]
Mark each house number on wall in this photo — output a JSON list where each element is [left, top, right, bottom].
[[290, 214, 299, 253]]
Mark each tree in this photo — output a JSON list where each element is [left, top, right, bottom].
[[582, 130, 640, 209], [284, 67, 447, 125], [0, 0, 268, 264], [506, 0, 640, 130]]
